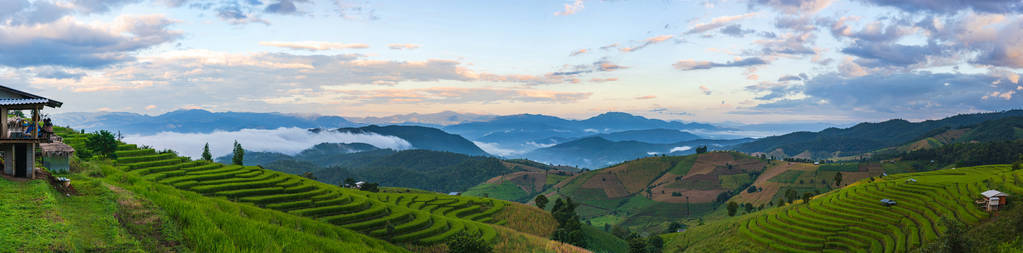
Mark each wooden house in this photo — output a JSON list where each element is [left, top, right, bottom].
[[980, 190, 1009, 211], [0, 85, 62, 179]]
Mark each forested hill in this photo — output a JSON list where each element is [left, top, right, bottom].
[[318, 125, 490, 156], [735, 110, 1023, 159], [221, 143, 520, 193]]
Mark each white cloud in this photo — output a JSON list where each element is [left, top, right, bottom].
[[554, 0, 583, 16], [669, 146, 691, 153], [123, 127, 412, 158], [472, 141, 519, 157], [259, 41, 369, 50]]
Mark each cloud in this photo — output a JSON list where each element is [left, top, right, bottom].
[[71, 0, 140, 14], [599, 43, 618, 50], [686, 12, 757, 34], [552, 58, 627, 77], [473, 141, 519, 157], [650, 107, 691, 115], [387, 44, 420, 50], [840, 41, 942, 67], [333, 0, 378, 20], [216, 2, 270, 25], [569, 48, 589, 56], [749, 0, 834, 15], [720, 24, 755, 37], [34, 67, 86, 80], [260, 41, 369, 50], [745, 81, 802, 100], [699, 85, 712, 95], [554, 0, 584, 16], [272, 87, 592, 105], [635, 95, 656, 100], [620, 35, 674, 52], [265, 0, 301, 14], [145, 105, 157, 110], [669, 146, 691, 153], [777, 74, 803, 82], [123, 127, 413, 158], [740, 72, 1021, 119], [590, 77, 618, 83], [673, 57, 767, 71], [0, 15, 181, 68], [859, 0, 1023, 14]]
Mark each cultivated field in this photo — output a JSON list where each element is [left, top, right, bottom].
[[109, 143, 507, 245], [741, 164, 1022, 252]]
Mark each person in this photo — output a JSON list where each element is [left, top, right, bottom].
[[42, 118, 53, 139]]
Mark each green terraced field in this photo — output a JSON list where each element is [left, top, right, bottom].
[[111, 144, 506, 245], [742, 165, 1023, 252]]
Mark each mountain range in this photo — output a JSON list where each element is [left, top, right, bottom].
[[735, 110, 1023, 159], [521, 137, 753, 169]]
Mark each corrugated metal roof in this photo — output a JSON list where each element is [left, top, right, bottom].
[[982, 190, 1008, 198], [0, 98, 49, 106]]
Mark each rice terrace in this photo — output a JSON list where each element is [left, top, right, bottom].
[[4, 0, 1023, 252]]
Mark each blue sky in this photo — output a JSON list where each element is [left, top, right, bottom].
[[2, 0, 1021, 124]]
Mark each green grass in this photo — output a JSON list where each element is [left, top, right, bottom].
[[667, 155, 698, 175], [0, 179, 72, 251], [463, 180, 530, 202], [768, 170, 804, 183], [732, 164, 1018, 252], [581, 224, 628, 253], [818, 163, 860, 172]]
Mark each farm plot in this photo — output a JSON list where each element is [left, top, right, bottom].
[[745, 164, 1019, 252], [113, 145, 504, 245]]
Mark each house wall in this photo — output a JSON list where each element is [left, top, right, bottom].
[[1, 144, 11, 175], [43, 155, 69, 173], [21, 143, 34, 178]]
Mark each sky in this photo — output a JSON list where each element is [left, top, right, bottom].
[[2, 0, 1022, 124]]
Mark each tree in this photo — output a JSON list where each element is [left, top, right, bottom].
[[85, 130, 118, 159], [802, 192, 813, 204], [726, 201, 739, 216], [551, 198, 585, 247], [646, 236, 664, 253], [361, 183, 379, 192], [302, 172, 317, 180], [232, 140, 245, 165], [1013, 160, 1021, 171], [201, 143, 213, 161], [534, 195, 549, 210], [666, 222, 684, 233], [695, 146, 708, 154], [785, 189, 798, 204], [446, 231, 493, 253], [611, 224, 630, 239], [628, 236, 647, 253], [834, 172, 843, 187], [343, 177, 356, 188]]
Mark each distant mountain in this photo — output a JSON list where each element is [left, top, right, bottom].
[[736, 110, 1023, 159], [349, 111, 496, 126], [521, 136, 753, 169], [591, 128, 701, 144], [316, 125, 490, 156], [444, 112, 724, 155], [53, 109, 360, 135]]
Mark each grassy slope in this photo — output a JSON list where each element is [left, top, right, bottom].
[[56, 127, 589, 252], [663, 164, 1023, 252]]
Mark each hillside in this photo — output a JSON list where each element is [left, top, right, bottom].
[[218, 145, 521, 193], [50, 127, 592, 253], [534, 152, 769, 233], [736, 110, 1023, 159], [522, 137, 752, 169], [664, 164, 1023, 252], [322, 125, 490, 156], [463, 160, 580, 202], [590, 128, 702, 144]]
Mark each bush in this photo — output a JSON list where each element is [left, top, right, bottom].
[[446, 230, 492, 253], [85, 130, 118, 158]]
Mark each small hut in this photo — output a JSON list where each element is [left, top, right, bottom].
[[979, 190, 1009, 211], [40, 142, 75, 173]]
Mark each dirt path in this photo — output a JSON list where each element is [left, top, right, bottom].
[[106, 184, 182, 252]]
